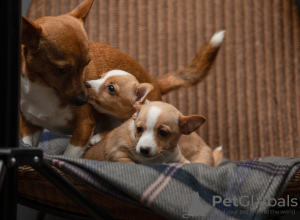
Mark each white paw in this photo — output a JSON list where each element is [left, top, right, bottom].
[[63, 144, 85, 157], [89, 134, 102, 146]]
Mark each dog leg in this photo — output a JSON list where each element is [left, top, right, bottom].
[[179, 155, 190, 164], [88, 130, 111, 146], [89, 134, 102, 146], [64, 107, 96, 157], [64, 123, 95, 157], [20, 114, 43, 147]]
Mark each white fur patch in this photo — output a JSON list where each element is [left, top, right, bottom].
[[210, 30, 225, 47], [63, 144, 86, 157], [89, 134, 102, 146], [20, 76, 73, 135], [87, 70, 131, 91], [129, 119, 136, 141], [136, 106, 162, 156], [215, 146, 223, 151], [22, 136, 33, 146], [22, 130, 43, 147]]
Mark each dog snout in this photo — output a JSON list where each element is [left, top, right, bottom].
[[75, 91, 87, 106], [140, 147, 151, 157], [84, 81, 91, 89]]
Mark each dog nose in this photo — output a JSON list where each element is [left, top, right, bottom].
[[84, 81, 91, 89], [75, 91, 87, 106], [140, 147, 150, 157], [75, 98, 87, 106]]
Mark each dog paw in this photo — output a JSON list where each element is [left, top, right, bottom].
[[63, 144, 85, 158], [89, 134, 102, 146]]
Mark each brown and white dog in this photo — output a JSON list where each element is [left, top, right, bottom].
[[20, 0, 224, 157], [84, 101, 222, 166]]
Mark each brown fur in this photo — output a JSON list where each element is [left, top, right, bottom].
[[86, 71, 154, 120], [20, 0, 96, 156], [156, 40, 221, 94], [20, 0, 223, 157]]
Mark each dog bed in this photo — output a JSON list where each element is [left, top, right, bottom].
[[18, 131, 300, 219]]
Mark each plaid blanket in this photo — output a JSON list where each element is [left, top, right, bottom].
[[20, 130, 300, 220]]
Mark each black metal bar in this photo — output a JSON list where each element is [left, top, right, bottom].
[[19, 196, 93, 220], [0, 0, 21, 149], [33, 161, 113, 220], [0, 0, 21, 219], [297, 0, 300, 18], [0, 168, 18, 220], [0, 161, 6, 189], [35, 212, 46, 220]]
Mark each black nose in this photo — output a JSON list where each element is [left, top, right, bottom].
[[140, 147, 150, 157], [75, 91, 87, 106], [84, 81, 91, 89], [75, 98, 87, 106]]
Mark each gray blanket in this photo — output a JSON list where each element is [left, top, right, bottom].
[[20, 131, 300, 220]]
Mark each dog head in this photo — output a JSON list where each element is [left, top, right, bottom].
[[132, 101, 206, 161], [22, 0, 94, 106], [85, 70, 154, 119]]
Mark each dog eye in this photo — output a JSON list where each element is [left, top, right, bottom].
[[137, 127, 143, 133], [158, 129, 168, 137], [56, 68, 69, 74], [107, 85, 115, 93]]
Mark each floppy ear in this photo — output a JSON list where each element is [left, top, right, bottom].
[[179, 115, 206, 135], [68, 0, 94, 22], [134, 83, 154, 105], [22, 17, 41, 49]]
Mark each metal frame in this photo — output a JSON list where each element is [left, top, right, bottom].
[[297, 0, 300, 17], [18, 197, 93, 220], [0, 1, 113, 220]]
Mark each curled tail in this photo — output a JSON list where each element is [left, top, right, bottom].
[[213, 146, 223, 166], [157, 30, 225, 95]]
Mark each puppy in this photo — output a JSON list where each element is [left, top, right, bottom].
[[85, 70, 154, 120], [20, 0, 224, 157], [84, 101, 221, 166]]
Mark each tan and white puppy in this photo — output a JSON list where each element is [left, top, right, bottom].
[[85, 70, 154, 120], [84, 101, 222, 166]]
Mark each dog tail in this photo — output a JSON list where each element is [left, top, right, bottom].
[[213, 146, 223, 166], [156, 30, 225, 95]]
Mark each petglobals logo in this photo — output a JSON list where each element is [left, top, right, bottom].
[[182, 192, 298, 218], [212, 195, 298, 208], [182, 191, 210, 218]]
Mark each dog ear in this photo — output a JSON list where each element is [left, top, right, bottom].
[[134, 83, 154, 105], [132, 104, 142, 120], [179, 115, 206, 135], [68, 0, 94, 22], [22, 17, 42, 49]]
